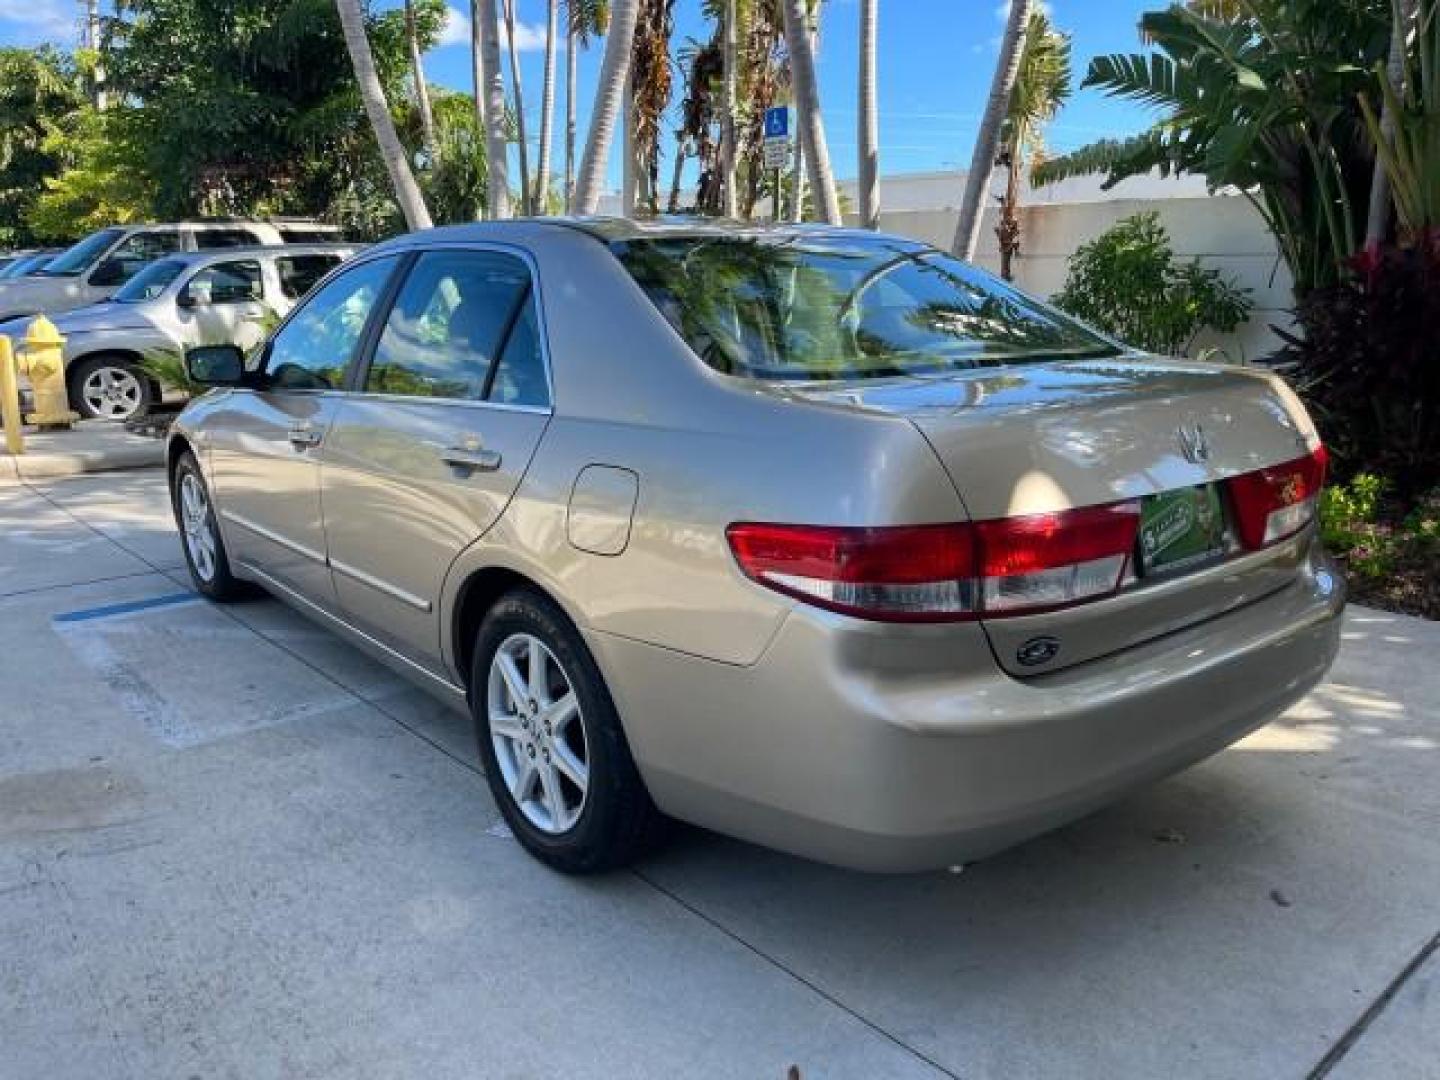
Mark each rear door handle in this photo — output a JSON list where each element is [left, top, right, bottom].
[[440, 445, 502, 472], [288, 426, 322, 450]]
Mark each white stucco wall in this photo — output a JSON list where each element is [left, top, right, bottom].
[[858, 193, 1293, 363]]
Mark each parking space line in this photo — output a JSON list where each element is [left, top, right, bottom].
[[52, 591, 199, 624]]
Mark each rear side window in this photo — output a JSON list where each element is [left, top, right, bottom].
[[91, 230, 181, 286], [184, 260, 262, 305], [265, 255, 399, 389], [616, 237, 1117, 380], [276, 254, 342, 300], [364, 250, 542, 404], [194, 228, 264, 249]]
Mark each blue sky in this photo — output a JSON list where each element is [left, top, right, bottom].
[[1, 0, 1158, 194]]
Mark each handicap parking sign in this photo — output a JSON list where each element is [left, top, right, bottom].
[[764, 107, 790, 140]]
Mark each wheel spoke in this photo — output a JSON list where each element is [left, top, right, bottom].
[[538, 760, 566, 829], [512, 759, 540, 803], [489, 709, 524, 743], [551, 741, 587, 791], [542, 692, 578, 737], [496, 652, 528, 710], [527, 637, 547, 700]]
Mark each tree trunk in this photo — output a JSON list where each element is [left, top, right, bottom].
[[857, 0, 879, 229], [405, 0, 439, 166], [334, 0, 432, 230], [790, 132, 804, 222], [535, 0, 559, 212], [997, 152, 1021, 279], [478, 0, 511, 218], [87, 0, 107, 109], [780, 0, 840, 225], [574, 0, 639, 215], [565, 23, 578, 211], [622, 69, 637, 215], [1365, 0, 1415, 249], [472, 0, 486, 167], [953, 0, 1031, 260], [721, 0, 738, 218], [504, 0, 532, 214], [668, 137, 686, 212]]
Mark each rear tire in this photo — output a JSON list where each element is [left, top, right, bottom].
[[69, 354, 154, 421], [170, 451, 249, 602], [471, 587, 666, 873]]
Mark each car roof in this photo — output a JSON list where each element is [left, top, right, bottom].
[[372, 216, 930, 252], [151, 243, 361, 266]]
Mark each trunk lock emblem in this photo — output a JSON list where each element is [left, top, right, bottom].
[[1017, 636, 1060, 667], [1177, 422, 1211, 464]]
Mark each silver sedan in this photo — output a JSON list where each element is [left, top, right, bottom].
[[167, 219, 1344, 873]]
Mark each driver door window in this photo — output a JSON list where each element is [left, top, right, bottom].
[[264, 256, 399, 389]]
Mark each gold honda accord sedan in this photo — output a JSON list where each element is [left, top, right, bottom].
[[168, 219, 1344, 873]]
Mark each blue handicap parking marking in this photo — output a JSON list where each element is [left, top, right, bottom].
[[764, 106, 789, 138], [53, 592, 201, 625]]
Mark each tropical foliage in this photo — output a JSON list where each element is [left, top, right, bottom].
[[1034, 0, 1391, 296], [1052, 211, 1251, 357], [0, 47, 85, 245]]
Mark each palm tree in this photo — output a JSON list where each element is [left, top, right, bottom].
[[953, 0, 1032, 260], [503, 0, 533, 214], [995, 10, 1070, 279], [565, 1, 610, 212], [405, 0, 439, 165], [472, 0, 485, 145], [1364, 0, 1418, 247], [780, 0, 839, 224], [857, 0, 878, 228], [333, 0, 433, 230], [535, 0, 560, 211], [721, 0, 738, 217], [477, 0, 511, 218], [630, 0, 676, 215], [574, 0, 639, 214]]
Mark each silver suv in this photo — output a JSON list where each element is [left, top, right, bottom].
[[0, 220, 346, 325], [6, 243, 357, 420]]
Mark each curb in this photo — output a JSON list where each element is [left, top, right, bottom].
[[0, 442, 165, 482]]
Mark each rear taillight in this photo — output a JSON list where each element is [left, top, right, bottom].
[[726, 501, 1140, 623], [1227, 444, 1328, 550]]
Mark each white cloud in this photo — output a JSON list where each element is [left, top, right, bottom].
[[436, 4, 554, 52], [0, 0, 76, 45]]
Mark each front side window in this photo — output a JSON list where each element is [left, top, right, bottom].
[[114, 259, 187, 302], [276, 254, 343, 300], [265, 255, 398, 390], [183, 260, 263, 305], [36, 227, 125, 277], [616, 237, 1118, 380], [365, 250, 539, 402], [90, 230, 182, 286], [194, 227, 265, 249]]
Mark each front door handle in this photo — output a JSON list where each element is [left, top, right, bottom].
[[288, 426, 322, 450], [440, 445, 502, 472]]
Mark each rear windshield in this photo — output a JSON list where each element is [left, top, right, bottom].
[[38, 227, 125, 276], [615, 236, 1117, 380], [114, 258, 186, 301]]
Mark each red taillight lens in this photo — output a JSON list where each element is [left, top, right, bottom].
[[1228, 444, 1328, 550], [726, 501, 1140, 623]]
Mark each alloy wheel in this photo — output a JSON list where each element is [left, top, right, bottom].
[[486, 632, 590, 834], [81, 365, 144, 420], [179, 472, 217, 582]]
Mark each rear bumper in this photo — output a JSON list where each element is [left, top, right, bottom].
[[589, 544, 1345, 872]]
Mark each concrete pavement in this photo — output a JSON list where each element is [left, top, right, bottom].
[[0, 420, 165, 481], [1, 470, 1437, 1079]]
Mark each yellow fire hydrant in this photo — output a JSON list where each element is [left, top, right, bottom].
[[19, 314, 77, 431]]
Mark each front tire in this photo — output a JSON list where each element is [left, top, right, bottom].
[[170, 451, 248, 601], [472, 588, 665, 873], [69, 354, 155, 421]]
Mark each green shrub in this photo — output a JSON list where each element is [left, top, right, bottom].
[[1052, 211, 1252, 357]]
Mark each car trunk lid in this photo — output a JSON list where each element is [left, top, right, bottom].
[[782, 356, 1322, 675]]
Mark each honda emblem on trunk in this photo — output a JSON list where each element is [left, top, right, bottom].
[[1177, 422, 1211, 464]]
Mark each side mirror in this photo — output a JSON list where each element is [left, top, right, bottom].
[[89, 257, 127, 287], [185, 344, 245, 386]]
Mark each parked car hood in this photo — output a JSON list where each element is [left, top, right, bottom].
[[42, 301, 155, 336]]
